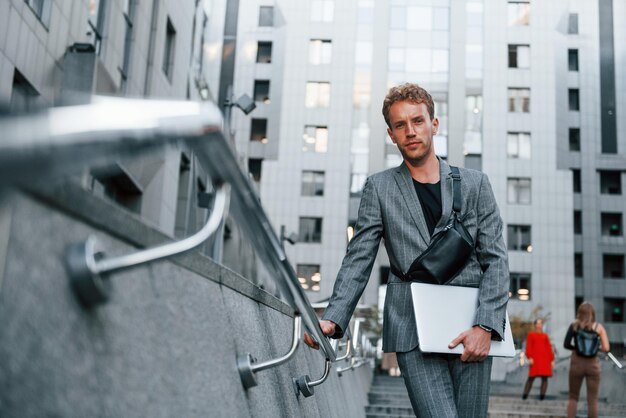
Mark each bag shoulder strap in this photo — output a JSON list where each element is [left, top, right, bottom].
[[450, 166, 462, 213]]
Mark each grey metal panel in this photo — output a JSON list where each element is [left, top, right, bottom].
[[599, 0, 617, 154]]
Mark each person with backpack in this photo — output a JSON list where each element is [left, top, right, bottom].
[[563, 302, 610, 418]]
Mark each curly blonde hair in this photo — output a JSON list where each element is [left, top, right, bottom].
[[382, 83, 435, 128]]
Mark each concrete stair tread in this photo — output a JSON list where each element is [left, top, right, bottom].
[[367, 373, 626, 418]]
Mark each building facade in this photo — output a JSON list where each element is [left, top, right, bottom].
[[2, 0, 624, 350], [227, 0, 625, 350]]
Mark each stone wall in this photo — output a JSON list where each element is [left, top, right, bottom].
[[0, 185, 372, 417]]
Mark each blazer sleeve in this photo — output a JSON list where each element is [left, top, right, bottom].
[[322, 177, 383, 338], [473, 173, 510, 341]]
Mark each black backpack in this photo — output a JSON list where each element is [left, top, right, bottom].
[[575, 325, 600, 357]]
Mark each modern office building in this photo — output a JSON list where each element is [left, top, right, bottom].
[[2, 0, 624, 350], [229, 0, 625, 350], [0, 0, 267, 283]]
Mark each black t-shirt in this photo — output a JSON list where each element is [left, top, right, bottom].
[[412, 180, 442, 236]]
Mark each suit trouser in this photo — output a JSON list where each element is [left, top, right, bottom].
[[397, 347, 492, 418]]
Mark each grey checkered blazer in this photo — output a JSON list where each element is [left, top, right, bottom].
[[323, 158, 509, 353]]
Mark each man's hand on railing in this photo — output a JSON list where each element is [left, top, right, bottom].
[[303, 320, 337, 350]]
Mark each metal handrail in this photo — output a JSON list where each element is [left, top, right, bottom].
[[65, 183, 229, 307], [0, 96, 344, 374]]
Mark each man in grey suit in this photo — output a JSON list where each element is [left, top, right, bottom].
[[304, 83, 509, 417]]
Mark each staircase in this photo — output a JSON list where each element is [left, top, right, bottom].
[[365, 375, 626, 418], [365, 375, 413, 418]]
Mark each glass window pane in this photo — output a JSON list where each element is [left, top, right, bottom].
[[508, 2, 530, 26], [405, 48, 430, 72], [433, 7, 449, 30], [517, 46, 530, 68], [406, 7, 432, 31], [388, 48, 404, 71], [355, 42, 372, 65], [390, 7, 405, 29], [432, 49, 448, 72], [519, 133, 531, 158], [258, 6, 273, 26], [507, 134, 519, 158]]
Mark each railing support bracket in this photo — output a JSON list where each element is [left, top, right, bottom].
[[64, 183, 229, 308], [238, 314, 301, 390], [293, 358, 331, 398]]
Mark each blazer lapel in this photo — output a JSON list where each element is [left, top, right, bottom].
[[393, 163, 430, 245], [433, 158, 453, 235]]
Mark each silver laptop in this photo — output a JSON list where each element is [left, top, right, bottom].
[[410, 282, 515, 357]]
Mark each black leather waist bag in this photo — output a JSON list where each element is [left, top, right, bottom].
[[390, 166, 474, 285]]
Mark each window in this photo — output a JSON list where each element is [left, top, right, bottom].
[[248, 158, 262, 182], [568, 89, 580, 111], [406, 6, 432, 31], [572, 169, 581, 193], [309, 39, 332, 65], [568, 13, 578, 34], [258, 6, 274, 26], [604, 298, 625, 323], [250, 119, 267, 142], [507, 178, 531, 204], [256, 41, 272, 63], [569, 128, 580, 151], [507, 132, 531, 159], [508, 45, 530, 68], [601, 213, 622, 237], [305, 82, 330, 108], [25, 0, 45, 20], [254, 80, 270, 102], [311, 0, 334, 22], [302, 171, 325, 196], [10, 70, 40, 113], [162, 17, 176, 80], [574, 253, 583, 277], [510, 273, 531, 301], [508, 88, 530, 113], [302, 126, 328, 153], [507, 1, 529, 26], [507, 225, 532, 252], [603, 254, 624, 278], [299, 217, 323, 243], [297, 264, 321, 292], [599, 170, 621, 195], [574, 210, 582, 234], [120, 0, 135, 92], [88, 0, 106, 53], [568, 49, 579, 71], [175, 153, 207, 238], [90, 163, 142, 214]]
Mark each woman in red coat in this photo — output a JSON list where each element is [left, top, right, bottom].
[[522, 319, 555, 400]]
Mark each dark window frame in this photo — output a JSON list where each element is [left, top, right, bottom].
[[256, 41, 272, 63], [569, 128, 580, 151], [507, 224, 532, 251], [299, 217, 323, 243]]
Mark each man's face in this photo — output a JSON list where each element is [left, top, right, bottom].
[[387, 101, 438, 164]]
